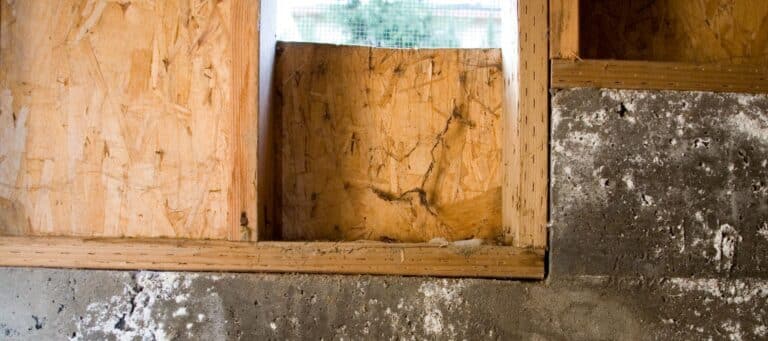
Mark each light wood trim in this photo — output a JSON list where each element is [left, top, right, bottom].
[[550, 0, 579, 59], [551, 59, 768, 94], [500, 0, 519, 251], [502, 0, 549, 249], [0, 237, 545, 279], [230, 0, 260, 241]]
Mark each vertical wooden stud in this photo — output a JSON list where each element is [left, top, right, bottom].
[[550, 0, 579, 59], [502, 0, 549, 249], [230, 0, 260, 241]]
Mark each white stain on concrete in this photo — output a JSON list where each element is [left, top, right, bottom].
[[72, 272, 223, 341], [418, 280, 464, 337], [601, 89, 649, 112], [754, 325, 768, 338], [669, 278, 768, 305], [713, 224, 742, 271], [557, 128, 608, 204], [581, 109, 608, 127], [695, 211, 705, 222], [640, 194, 655, 207], [623, 174, 635, 190], [735, 93, 761, 107], [172, 307, 188, 317], [728, 112, 768, 145], [721, 320, 744, 341], [551, 107, 564, 133], [757, 223, 768, 241], [423, 310, 443, 336]]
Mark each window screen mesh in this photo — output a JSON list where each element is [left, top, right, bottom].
[[277, 0, 502, 48]]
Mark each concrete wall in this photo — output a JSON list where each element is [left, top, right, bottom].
[[1, 88, 767, 340]]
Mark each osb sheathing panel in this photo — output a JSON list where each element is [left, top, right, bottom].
[[0, 0, 257, 240], [275, 43, 504, 243], [580, 0, 768, 64]]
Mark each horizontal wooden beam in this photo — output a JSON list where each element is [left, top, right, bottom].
[[552, 59, 768, 94], [0, 237, 545, 279]]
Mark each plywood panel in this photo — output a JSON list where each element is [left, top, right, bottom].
[[580, 0, 768, 64], [274, 43, 504, 243], [0, 0, 258, 240]]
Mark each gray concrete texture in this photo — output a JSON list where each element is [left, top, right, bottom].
[[1, 88, 767, 340]]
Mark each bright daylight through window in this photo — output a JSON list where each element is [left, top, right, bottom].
[[277, 0, 503, 48]]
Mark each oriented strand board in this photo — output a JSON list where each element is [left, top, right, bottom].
[[274, 43, 504, 243], [580, 0, 768, 64], [0, 0, 258, 240]]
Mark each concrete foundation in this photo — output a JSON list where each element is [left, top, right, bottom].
[[1, 88, 767, 340]]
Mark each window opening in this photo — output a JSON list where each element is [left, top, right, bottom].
[[277, 0, 503, 48]]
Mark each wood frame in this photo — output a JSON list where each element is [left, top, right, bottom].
[[552, 59, 768, 94], [549, 0, 768, 94], [0, 237, 545, 278], [549, 0, 579, 59], [231, 0, 261, 241], [502, 0, 549, 249], [0, 0, 549, 278]]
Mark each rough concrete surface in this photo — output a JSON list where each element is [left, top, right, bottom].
[[552, 89, 768, 279], [1, 88, 767, 340]]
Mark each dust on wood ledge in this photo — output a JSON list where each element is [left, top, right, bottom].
[[0, 236, 546, 279]]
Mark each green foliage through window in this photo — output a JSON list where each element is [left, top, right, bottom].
[[278, 0, 502, 48]]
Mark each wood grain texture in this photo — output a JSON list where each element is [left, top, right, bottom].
[[0, 0, 257, 240], [501, 0, 519, 249], [0, 236, 546, 278], [502, 0, 549, 248], [580, 0, 768, 64], [550, 0, 579, 59], [274, 43, 504, 243], [230, 0, 260, 241], [551, 59, 768, 94]]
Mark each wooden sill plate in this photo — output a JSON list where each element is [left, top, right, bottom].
[[0, 236, 545, 279]]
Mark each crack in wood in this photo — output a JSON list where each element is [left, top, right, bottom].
[[276, 44, 502, 242], [368, 104, 475, 220]]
